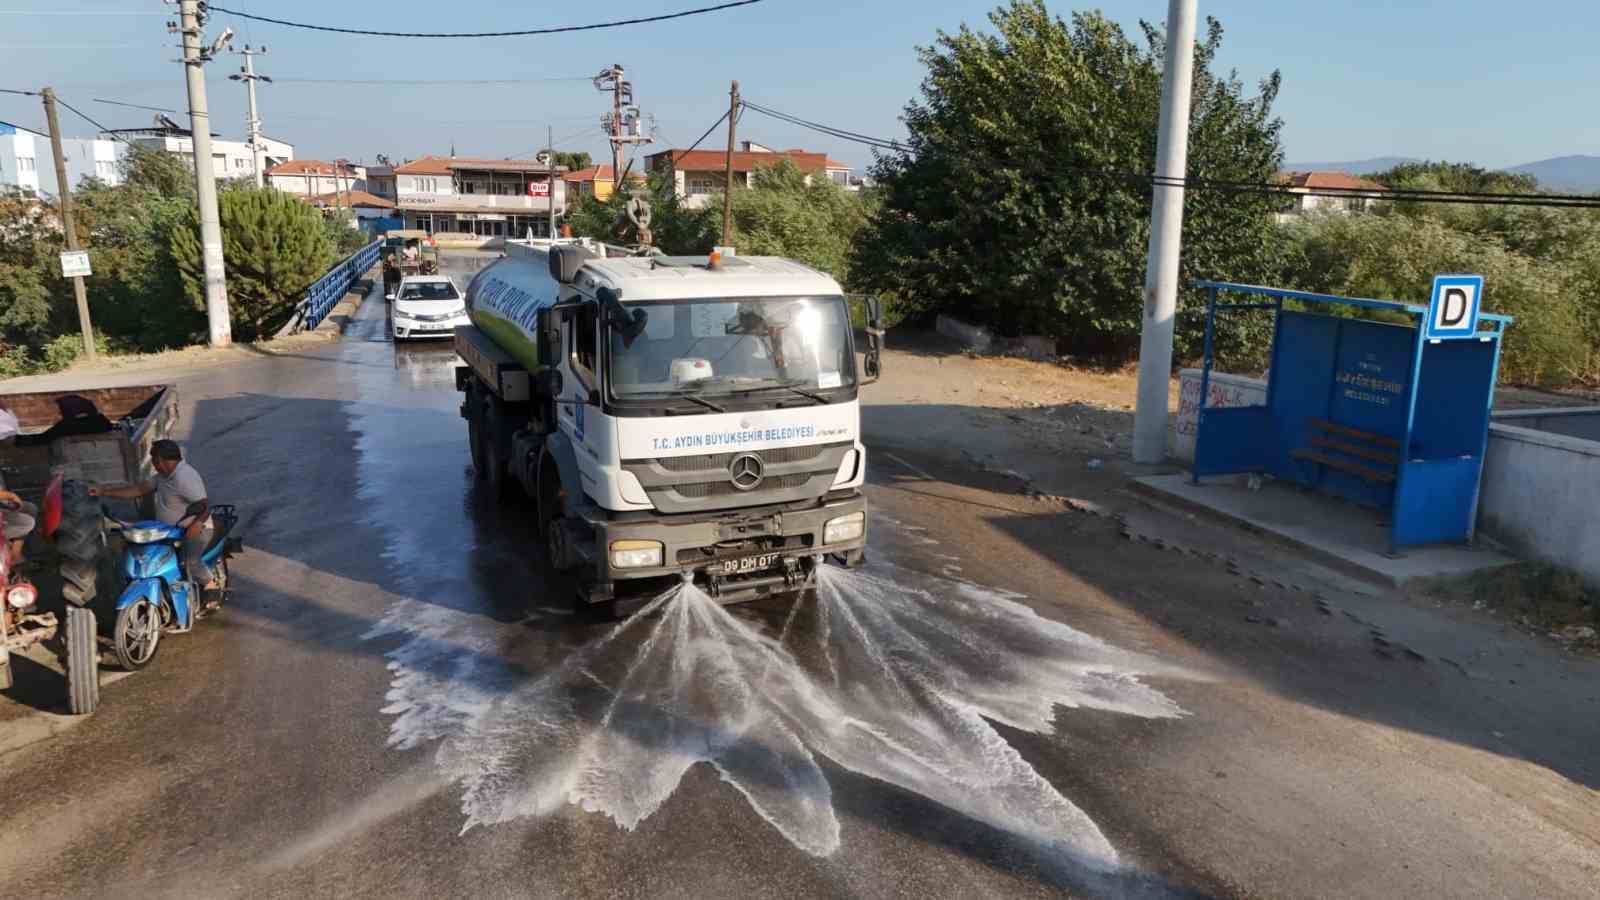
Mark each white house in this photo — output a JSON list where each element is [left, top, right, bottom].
[[266, 159, 367, 196], [1275, 171, 1385, 222], [645, 141, 850, 208], [105, 119, 294, 183], [0, 122, 127, 195], [393, 154, 568, 240]]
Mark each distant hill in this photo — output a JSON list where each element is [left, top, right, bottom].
[[1281, 156, 1417, 175], [1504, 156, 1600, 192]]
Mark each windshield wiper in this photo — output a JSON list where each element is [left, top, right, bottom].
[[668, 391, 726, 413], [728, 380, 828, 404]]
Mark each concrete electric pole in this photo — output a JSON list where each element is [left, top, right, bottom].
[[722, 80, 739, 247], [228, 44, 269, 188], [594, 64, 652, 200], [175, 0, 233, 348], [1131, 0, 1198, 464], [547, 126, 556, 239], [40, 87, 96, 361]]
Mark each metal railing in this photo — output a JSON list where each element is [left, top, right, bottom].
[[283, 239, 381, 334]]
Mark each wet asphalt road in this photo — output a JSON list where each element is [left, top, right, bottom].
[[3, 253, 1597, 899]]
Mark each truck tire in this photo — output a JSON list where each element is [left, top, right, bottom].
[[467, 389, 488, 482], [479, 406, 517, 501], [55, 480, 106, 608], [65, 606, 99, 715]]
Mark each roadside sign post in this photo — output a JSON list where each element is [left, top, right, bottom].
[[41, 87, 96, 361], [59, 250, 92, 279], [1424, 274, 1484, 341]]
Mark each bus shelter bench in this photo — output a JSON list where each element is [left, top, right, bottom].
[[1290, 419, 1399, 485]]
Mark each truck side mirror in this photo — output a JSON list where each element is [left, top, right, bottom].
[[536, 308, 562, 368], [861, 295, 885, 382], [534, 368, 563, 398]]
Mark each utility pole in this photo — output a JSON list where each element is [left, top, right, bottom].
[[594, 64, 652, 195], [1132, 0, 1198, 464], [333, 159, 346, 223], [40, 87, 96, 361], [228, 44, 268, 188], [547, 125, 556, 239], [606, 64, 625, 187], [174, 0, 232, 348], [722, 80, 739, 247]]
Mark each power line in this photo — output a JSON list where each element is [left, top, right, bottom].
[[203, 0, 765, 38], [94, 97, 177, 114], [681, 110, 730, 155], [740, 100, 903, 151], [51, 95, 138, 146], [743, 99, 1600, 210], [272, 76, 591, 85], [0, 9, 162, 14], [0, 87, 37, 96]]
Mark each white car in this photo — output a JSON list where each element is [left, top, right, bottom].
[[392, 275, 470, 340]]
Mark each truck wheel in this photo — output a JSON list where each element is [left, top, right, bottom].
[[65, 606, 100, 715], [55, 480, 106, 607], [113, 597, 161, 671], [467, 390, 488, 481], [480, 407, 517, 501]]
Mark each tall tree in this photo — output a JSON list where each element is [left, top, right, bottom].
[[853, 1, 1289, 361], [170, 187, 334, 341], [553, 151, 593, 172]]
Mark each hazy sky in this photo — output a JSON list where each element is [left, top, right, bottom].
[[1, 1, 1595, 172]]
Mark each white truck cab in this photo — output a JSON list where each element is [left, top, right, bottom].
[[455, 240, 884, 612]]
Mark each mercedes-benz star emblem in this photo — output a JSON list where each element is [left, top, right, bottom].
[[729, 453, 765, 490]]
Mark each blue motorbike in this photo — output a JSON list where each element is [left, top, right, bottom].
[[108, 504, 242, 671]]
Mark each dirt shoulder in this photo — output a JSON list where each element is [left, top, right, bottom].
[[0, 276, 377, 394]]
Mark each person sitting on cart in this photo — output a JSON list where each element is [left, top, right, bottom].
[[0, 405, 36, 568], [88, 440, 220, 605]]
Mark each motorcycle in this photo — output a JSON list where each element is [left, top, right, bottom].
[[108, 504, 242, 671]]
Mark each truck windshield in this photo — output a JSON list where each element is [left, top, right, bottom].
[[608, 295, 855, 400]]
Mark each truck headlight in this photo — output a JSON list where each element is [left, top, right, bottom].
[[823, 511, 865, 545], [610, 539, 663, 569]]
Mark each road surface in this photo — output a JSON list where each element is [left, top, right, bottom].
[[1, 252, 1595, 899]]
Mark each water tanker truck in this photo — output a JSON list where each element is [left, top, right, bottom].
[[454, 238, 884, 612]]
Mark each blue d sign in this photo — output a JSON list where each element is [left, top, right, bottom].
[[1425, 274, 1483, 340]]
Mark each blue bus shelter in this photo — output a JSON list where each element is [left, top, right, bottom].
[[1190, 280, 1512, 553]]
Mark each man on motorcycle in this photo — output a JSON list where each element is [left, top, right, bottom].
[[89, 440, 219, 604]]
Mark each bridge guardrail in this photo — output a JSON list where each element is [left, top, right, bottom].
[[282, 239, 380, 335]]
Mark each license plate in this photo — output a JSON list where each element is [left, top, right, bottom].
[[713, 553, 779, 576]]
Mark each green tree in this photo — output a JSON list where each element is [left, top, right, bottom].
[[1282, 212, 1586, 385], [852, 1, 1289, 362], [567, 172, 718, 253], [553, 151, 592, 171], [171, 186, 334, 341], [727, 159, 873, 285]]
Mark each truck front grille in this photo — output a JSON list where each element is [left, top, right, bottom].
[[622, 441, 854, 514]]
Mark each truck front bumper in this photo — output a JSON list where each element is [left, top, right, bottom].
[[581, 492, 867, 605]]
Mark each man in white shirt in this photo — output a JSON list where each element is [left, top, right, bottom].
[[91, 440, 218, 599]]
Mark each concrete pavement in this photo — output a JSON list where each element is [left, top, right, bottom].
[[1, 251, 1595, 899]]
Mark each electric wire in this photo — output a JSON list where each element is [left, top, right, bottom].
[[203, 1, 765, 38], [742, 100, 1600, 210], [94, 98, 178, 114], [271, 76, 591, 86]]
